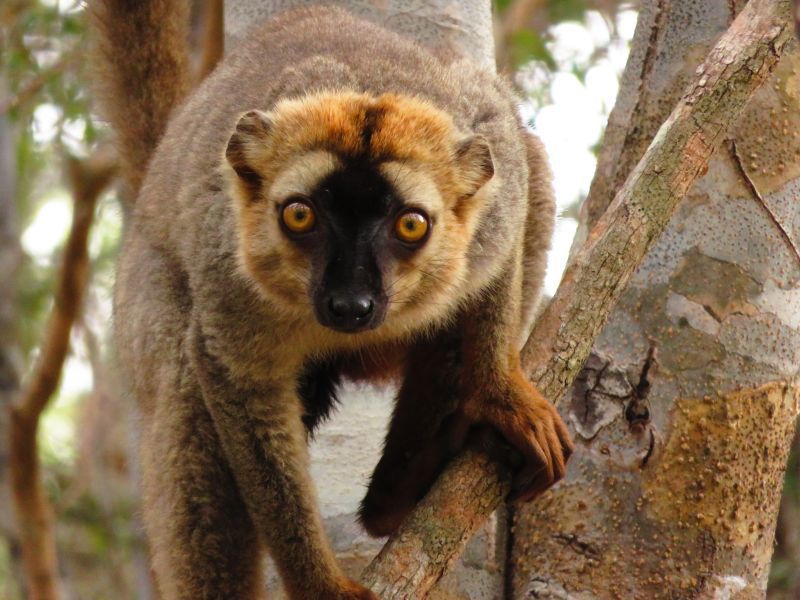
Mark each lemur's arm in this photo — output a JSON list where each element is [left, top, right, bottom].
[[190, 324, 377, 600]]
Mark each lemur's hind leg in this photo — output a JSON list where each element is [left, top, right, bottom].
[[359, 330, 463, 537]]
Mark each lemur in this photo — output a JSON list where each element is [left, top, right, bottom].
[[92, 2, 573, 598]]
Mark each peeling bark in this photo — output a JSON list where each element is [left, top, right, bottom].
[[514, 381, 799, 598], [512, 0, 800, 596]]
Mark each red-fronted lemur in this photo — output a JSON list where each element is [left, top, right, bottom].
[[92, 2, 573, 598]]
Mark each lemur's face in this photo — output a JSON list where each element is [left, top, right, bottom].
[[224, 92, 494, 335]]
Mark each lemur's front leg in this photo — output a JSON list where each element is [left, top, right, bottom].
[[360, 329, 464, 537], [361, 261, 573, 536], [453, 261, 573, 502], [191, 325, 377, 600]]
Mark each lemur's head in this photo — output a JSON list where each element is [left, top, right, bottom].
[[224, 91, 494, 335]]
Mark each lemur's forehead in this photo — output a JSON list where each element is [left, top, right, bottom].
[[380, 162, 443, 214], [268, 91, 457, 163], [268, 150, 342, 202]]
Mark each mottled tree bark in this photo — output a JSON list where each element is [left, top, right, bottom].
[[512, 0, 800, 597]]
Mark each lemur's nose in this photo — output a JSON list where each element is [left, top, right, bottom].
[[315, 288, 385, 333], [328, 294, 374, 320]]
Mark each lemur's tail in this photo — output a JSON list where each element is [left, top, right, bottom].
[[90, 0, 191, 200]]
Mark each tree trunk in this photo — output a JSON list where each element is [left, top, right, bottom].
[[512, 0, 800, 597], [224, 0, 495, 69]]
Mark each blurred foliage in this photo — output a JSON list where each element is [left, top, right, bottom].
[[1, 1, 798, 599], [495, 0, 635, 71], [2, 0, 102, 357], [2, 2, 130, 598], [510, 28, 557, 71]]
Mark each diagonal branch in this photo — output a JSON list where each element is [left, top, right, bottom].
[[8, 147, 115, 600], [362, 0, 794, 597]]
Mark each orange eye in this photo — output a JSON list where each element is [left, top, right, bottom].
[[395, 211, 429, 244], [282, 201, 316, 233]]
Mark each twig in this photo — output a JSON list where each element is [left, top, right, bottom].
[[362, 0, 793, 597], [730, 139, 800, 266], [499, 0, 544, 40], [0, 52, 79, 116], [8, 147, 115, 600]]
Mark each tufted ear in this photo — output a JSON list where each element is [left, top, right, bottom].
[[455, 134, 494, 198], [225, 110, 274, 195]]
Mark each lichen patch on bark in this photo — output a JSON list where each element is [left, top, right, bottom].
[[642, 381, 799, 592], [512, 382, 799, 599]]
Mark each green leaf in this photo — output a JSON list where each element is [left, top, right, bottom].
[[510, 29, 556, 70], [548, 0, 587, 24]]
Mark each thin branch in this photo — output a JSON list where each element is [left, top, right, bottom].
[[0, 52, 79, 116], [362, 0, 794, 597], [8, 147, 115, 600], [730, 139, 800, 266], [498, 0, 545, 44]]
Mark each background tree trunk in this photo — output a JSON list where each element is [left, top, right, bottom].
[[9, 150, 115, 600], [512, 0, 800, 597], [224, 0, 495, 69]]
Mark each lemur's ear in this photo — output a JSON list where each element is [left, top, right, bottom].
[[225, 110, 274, 194], [455, 135, 494, 198]]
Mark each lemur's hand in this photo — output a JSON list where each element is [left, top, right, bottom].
[[458, 369, 574, 502]]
